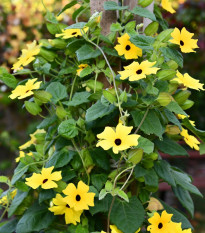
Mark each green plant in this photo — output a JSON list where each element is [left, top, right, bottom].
[[0, 0, 204, 233]]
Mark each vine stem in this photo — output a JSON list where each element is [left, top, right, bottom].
[[107, 165, 135, 232], [71, 139, 90, 185], [134, 106, 151, 134], [69, 75, 77, 101], [120, 167, 134, 190]]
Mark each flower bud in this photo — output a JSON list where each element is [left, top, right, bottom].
[[48, 39, 67, 49], [128, 148, 143, 165], [147, 197, 163, 211], [138, 0, 153, 8], [173, 90, 191, 105], [165, 125, 181, 135], [157, 92, 172, 106], [181, 99, 194, 110], [144, 22, 159, 36]]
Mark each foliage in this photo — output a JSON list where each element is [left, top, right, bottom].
[[0, 0, 204, 232]]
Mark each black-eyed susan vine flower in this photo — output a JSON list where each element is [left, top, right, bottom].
[[101, 225, 141, 233], [118, 61, 160, 82], [161, 0, 176, 14], [177, 114, 195, 126], [77, 64, 89, 76], [15, 151, 33, 163], [180, 128, 200, 150], [0, 189, 17, 206], [12, 40, 41, 71], [96, 123, 140, 154], [25, 166, 62, 189], [49, 194, 82, 225], [19, 129, 45, 150], [170, 28, 199, 53], [9, 78, 42, 100], [114, 33, 142, 60], [62, 181, 95, 211], [147, 210, 174, 233], [173, 71, 204, 91], [56, 27, 89, 39]]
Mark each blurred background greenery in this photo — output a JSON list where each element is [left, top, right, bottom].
[[0, 0, 205, 231]]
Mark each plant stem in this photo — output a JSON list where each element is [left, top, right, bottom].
[[69, 75, 77, 101], [71, 139, 90, 185], [134, 106, 151, 134], [120, 167, 134, 190]]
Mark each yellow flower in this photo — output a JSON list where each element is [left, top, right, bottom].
[[77, 64, 89, 76], [16, 151, 33, 163], [114, 33, 142, 60], [25, 166, 62, 189], [49, 194, 82, 225], [19, 129, 45, 150], [56, 27, 89, 39], [180, 128, 200, 150], [9, 78, 42, 100], [96, 123, 140, 154], [63, 181, 95, 211], [161, 0, 176, 14], [177, 114, 195, 126], [118, 61, 160, 82], [147, 210, 174, 233], [110, 225, 123, 233], [0, 189, 17, 206], [170, 28, 198, 53], [101, 226, 140, 233], [12, 40, 41, 71], [173, 71, 204, 91]]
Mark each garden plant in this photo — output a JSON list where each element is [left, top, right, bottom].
[[0, 0, 205, 232]]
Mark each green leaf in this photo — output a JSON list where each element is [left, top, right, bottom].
[[16, 202, 55, 233], [66, 22, 87, 29], [130, 34, 155, 50], [200, 143, 205, 155], [8, 190, 29, 217], [116, 190, 129, 202], [104, 1, 128, 10], [131, 109, 164, 138], [160, 47, 183, 68], [46, 149, 75, 168], [46, 82, 67, 104], [144, 168, 158, 191], [63, 92, 91, 106], [37, 115, 57, 129], [110, 197, 145, 233], [58, 119, 78, 139], [154, 160, 176, 186], [89, 194, 112, 215], [76, 45, 101, 61], [0, 176, 9, 184], [79, 67, 93, 77], [34, 90, 52, 103], [57, 0, 78, 16], [182, 118, 205, 143], [157, 69, 176, 81], [85, 101, 116, 122], [163, 109, 182, 129], [134, 164, 147, 178], [161, 200, 193, 229], [136, 137, 154, 154], [11, 162, 29, 185], [0, 67, 18, 88], [0, 219, 18, 233], [90, 148, 110, 171], [155, 135, 188, 156], [39, 189, 56, 204], [110, 23, 123, 32], [166, 101, 187, 116], [171, 169, 203, 197], [172, 185, 194, 217], [99, 189, 108, 200], [131, 6, 156, 21], [91, 174, 108, 191], [25, 101, 42, 116], [45, 11, 58, 24], [157, 29, 174, 42]]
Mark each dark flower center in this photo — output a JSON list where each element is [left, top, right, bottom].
[[158, 223, 163, 229], [76, 194, 81, 201], [136, 69, 142, 74], [115, 138, 122, 146], [66, 204, 70, 208], [125, 45, 131, 51], [180, 40, 184, 46], [72, 32, 77, 35], [43, 179, 48, 183]]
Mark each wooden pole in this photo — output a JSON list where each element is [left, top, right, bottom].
[[90, 0, 118, 35], [143, 2, 154, 30]]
